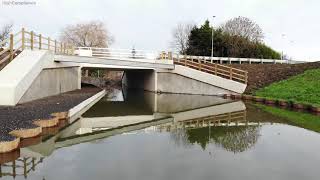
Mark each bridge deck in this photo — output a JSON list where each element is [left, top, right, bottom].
[[54, 54, 174, 70]]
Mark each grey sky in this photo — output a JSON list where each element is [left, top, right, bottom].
[[0, 0, 319, 61]]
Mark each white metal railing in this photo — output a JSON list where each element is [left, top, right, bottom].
[[173, 54, 289, 64], [74, 47, 171, 61], [172, 54, 307, 64], [74, 47, 306, 64]]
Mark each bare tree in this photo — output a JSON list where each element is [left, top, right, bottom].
[[60, 21, 113, 47], [171, 22, 195, 54], [0, 23, 13, 46], [220, 16, 264, 42]]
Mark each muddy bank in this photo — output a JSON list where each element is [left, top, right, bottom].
[[0, 85, 101, 142]]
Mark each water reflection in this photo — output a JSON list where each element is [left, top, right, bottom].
[[188, 126, 260, 153], [0, 153, 43, 179], [1, 90, 249, 163], [158, 110, 261, 153], [2, 89, 320, 180]]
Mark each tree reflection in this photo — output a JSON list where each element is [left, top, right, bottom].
[[170, 125, 261, 153], [169, 128, 191, 148]]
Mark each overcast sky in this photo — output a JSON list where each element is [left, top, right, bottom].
[[0, 0, 319, 61]]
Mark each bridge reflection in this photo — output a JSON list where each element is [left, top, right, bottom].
[[1, 90, 280, 178]]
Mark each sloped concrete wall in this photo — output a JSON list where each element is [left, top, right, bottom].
[[157, 72, 232, 96], [0, 50, 53, 105], [19, 67, 81, 104], [0, 50, 81, 106], [160, 65, 246, 94]]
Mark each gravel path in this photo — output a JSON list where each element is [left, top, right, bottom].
[[0, 86, 101, 141]]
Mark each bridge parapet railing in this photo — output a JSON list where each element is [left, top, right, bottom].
[[174, 55, 248, 84], [0, 28, 73, 70], [74, 47, 172, 61]]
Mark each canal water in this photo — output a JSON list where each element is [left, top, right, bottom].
[[1, 89, 320, 180]]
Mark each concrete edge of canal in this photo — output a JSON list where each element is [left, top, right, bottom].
[[0, 89, 106, 154], [68, 90, 106, 123]]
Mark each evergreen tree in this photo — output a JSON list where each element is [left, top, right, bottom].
[[185, 20, 281, 59]]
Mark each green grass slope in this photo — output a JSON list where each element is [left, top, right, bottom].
[[255, 69, 320, 107]]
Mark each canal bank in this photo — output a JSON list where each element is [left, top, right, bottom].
[[0, 85, 105, 153]]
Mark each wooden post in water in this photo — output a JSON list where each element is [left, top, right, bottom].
[[32, 158, 35, 171], [9, 34, 14, 61], [23, 158, 27, 178], [12, 160, 16, 178]]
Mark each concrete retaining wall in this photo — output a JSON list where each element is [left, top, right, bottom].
[[122, 65, 246, 96], [19, 67, 81, 104], [160, 65, 246, 94], [157, 72, 232, 95]]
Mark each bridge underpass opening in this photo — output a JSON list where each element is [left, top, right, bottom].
[[80, 67, 157, 93], [81, 67, 124, 88]]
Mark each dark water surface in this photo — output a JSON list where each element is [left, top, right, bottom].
[[1, 89, 320, 180]]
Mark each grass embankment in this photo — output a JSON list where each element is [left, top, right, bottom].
[[255, 104, 320, 133], [254, 69, 320, 107]]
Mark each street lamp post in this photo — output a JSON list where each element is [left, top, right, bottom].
[[281, 34, 286, 60], [211, 16, 216, 60]]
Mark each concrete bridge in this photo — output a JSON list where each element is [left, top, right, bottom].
[[0, 28, 248, 106]]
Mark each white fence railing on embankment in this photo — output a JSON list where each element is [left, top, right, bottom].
[[172, 54, 306, 64]]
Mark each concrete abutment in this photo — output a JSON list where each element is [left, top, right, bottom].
[[122, 65, 245, 95], [19, 67, 81, 103]]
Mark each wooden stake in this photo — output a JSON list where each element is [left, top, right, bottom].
[[54, 40, 57, 53], [21, 28, 25, 50], [39, 34, 42, 50], [48, 37, 50, 50], [30, 31, 34, 50], [9, 34, 14, 61]]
